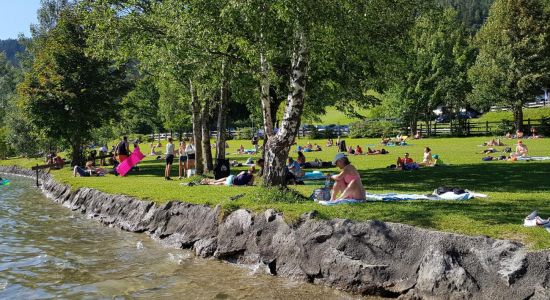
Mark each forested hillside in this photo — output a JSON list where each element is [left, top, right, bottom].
[[0, 39, 24, 66], [439, 0, 494, 31]]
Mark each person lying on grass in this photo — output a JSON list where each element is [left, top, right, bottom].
[[200, 166, 256, 186], [73, 161, 105, 177], [367, 147, 389, 155], [329, 153, 366, 201]]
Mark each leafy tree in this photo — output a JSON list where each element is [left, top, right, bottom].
[[385, 8, 475, 134], [468, 0, 550, 130], [18, 9, 132, 165]]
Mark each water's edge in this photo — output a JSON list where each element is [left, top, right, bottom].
[[1, 166, 548, 299]]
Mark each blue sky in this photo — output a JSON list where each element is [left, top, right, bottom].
[[0, 0, 42, 39]]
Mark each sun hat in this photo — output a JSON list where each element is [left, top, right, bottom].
[[332, 153, 347, 165], [518, 140, 523, 144]]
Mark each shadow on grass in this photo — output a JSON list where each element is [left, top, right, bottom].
[[360, 162, 550, 193]]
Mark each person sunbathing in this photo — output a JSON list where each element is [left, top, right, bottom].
[[73, 161, 105, 177], [287, 157, 305, 178], [329, 153, 365, 201], [367, 147, 389, 155], [347, 146, 355, 155], [511, 140, 529, 158], [200, 166, 256, 186], [396, 153, 416, 170], [326, 138, 333, 147], [418, 147, 435, 166], [355, 145, 363, 155]]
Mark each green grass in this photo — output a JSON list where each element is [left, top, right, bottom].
[[2, 137, 550, 250], [308, 106, 369, 125], [475, 107, 550, 123]]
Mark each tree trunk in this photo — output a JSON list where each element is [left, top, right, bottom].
[[260, 52, 274, 136], [263, 28, 308, 186], [70, 139, 83, 167], [216, 61, 229, 160], [202, 99, 213, 173], [410, 117, 418, 137], [513, 104, 524, 132], [190, 80, 204, 175]]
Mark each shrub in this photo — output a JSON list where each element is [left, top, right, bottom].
[[492, 119, 514, 136], [237, 127, 255, 140], [349, 120, 400, 138], [537, 117, 550, 136]]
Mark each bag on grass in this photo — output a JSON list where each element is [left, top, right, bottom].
[[310, 187, 331, 201]]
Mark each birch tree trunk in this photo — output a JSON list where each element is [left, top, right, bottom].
[[190, 79, 204, 175], [202, 99, 213, 173], [263, 28, 308, 186], [216, 61, 229, 160]]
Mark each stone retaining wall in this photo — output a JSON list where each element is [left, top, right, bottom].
[[1, 166, 548, 299]]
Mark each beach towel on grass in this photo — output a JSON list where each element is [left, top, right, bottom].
[[517, 156, 550, 161], [364, 191, 487, 202], [318, 199, 365, 206], [303, 171, 326, 181]]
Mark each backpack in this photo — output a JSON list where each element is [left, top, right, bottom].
[[310, 187, 331, 201], [503, 147, 512, 153]]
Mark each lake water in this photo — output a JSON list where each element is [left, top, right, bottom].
[[0, 175, 364, 299]]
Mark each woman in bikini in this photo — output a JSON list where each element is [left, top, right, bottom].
[[329, 153, 366, 201]]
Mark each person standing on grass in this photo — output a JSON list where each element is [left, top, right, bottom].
[[178, 140, 187, 179], [164, 137, 175, 180], [115, 136, 130, 163], [185, 138, 196, 171]]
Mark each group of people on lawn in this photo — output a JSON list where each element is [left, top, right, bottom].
[[72, 131, 531, 202]]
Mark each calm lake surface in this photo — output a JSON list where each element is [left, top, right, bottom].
[[0, 175, 366, 299]]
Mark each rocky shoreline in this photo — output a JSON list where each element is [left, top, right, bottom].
[[1, 165, 548, 299]]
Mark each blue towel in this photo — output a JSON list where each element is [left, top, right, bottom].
[[303, 171, 326, 181], [318, 199, 365, 206], [0, 179, 10, 186]]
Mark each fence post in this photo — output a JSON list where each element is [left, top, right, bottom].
[[35, 165, 39, 187], [450, 120, 453, 135], [467, 120, 471, 136], [528, 118, 531, 129], [420, 123, 423, 136], [434, 122, 437, 136], [486, 121, 489, 135]]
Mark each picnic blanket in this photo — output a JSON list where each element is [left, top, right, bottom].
[[365, 191, 487, 201], [517, 156, 550, 161]]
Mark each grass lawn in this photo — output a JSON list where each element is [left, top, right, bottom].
[[2, 136, 550, 250]]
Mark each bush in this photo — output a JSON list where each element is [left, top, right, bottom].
[[537, 117, 550, 136], [492, 119, 514, 136], [349, 120, 400, 138], [236, 127, 255, 140]]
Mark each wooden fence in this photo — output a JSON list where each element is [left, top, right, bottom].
[[418, 118, 546, 137]]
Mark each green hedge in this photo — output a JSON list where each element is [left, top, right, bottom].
[[349, 120, 400, 138]]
